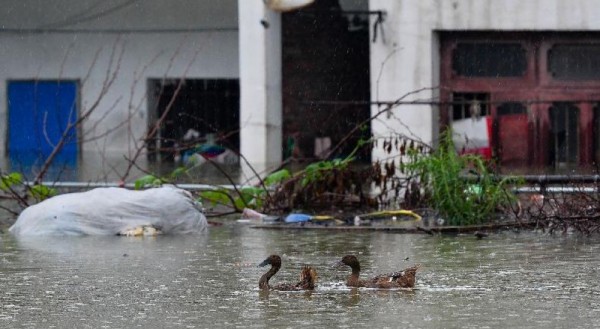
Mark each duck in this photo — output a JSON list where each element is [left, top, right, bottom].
[[335, 255, 421, 288], [258, 254, 317, 291]]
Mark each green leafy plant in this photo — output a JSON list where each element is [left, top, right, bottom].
[[301, 157, 353, 187], [134, 174, 165, 190], [406, 130, 519, 225], [199, 169, 290, 211], [133, 163, 275, 212], [0, 172, 23, 191], [263, 169, 291, 186], [199, 188, 236, 208], [1, 172, 57, 204], [133, 165, 191, 190], [28, 184, 57, 200]]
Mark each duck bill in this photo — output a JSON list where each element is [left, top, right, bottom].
[[331, 260, 345, 268], [258, 259, 270, 267]]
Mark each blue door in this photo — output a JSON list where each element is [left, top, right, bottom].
[[8, 81, 78, 174]]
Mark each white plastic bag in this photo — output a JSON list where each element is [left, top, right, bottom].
[[452, 116, 492, 159], [9, 185, 207, 236]]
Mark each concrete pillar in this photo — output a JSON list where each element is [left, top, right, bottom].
[[238, 0, 282, 181]]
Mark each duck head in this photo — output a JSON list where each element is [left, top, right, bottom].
[[334, 255, 363, 287], [258, 254, 282, 268], [335, 255, 361, 271], [258, 254, 282, 290]]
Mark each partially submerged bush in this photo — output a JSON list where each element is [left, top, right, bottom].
[[404, 130, 519, 225], [266, 158, 376, 212]]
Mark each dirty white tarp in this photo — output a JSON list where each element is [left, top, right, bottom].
[[9, 185, 207, 236]]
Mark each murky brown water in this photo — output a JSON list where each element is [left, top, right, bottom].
[[1, 223, 599, 328]]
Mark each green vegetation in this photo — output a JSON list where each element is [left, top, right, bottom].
[[405, 130, 519, 225], [197, 156, 364, 213], [0, 172, 23, 191], [133, 166, 190, 190], [199, 179, 275, 211], [1, 172, 57, 201], [300, 157, 353, 187]]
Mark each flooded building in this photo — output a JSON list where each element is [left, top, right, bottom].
[[1, 0, 599, 181], [377, 0, 600, 174]]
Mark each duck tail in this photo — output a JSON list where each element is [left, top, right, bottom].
[[404, 263, 422, 275], [411, 263, 422, 271], [298, 265, 318, 290], [392, 263, 422, 288]]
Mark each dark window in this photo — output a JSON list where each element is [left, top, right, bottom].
[[452, 43, 527, 77], [594, 104, 600, 165], [497, 102, 527, 116], [549, 102, 579, 167], [451, 93, 490, 121], [592, 103, 600, 166], [147, 79, 240, 162], [548, 44, 600, 80]]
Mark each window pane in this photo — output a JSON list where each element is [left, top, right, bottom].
[[548, 44, 600, 80], [452, 43, 527, 77], [595, 104, 600, 165], [147, 78, 240, 162], [549, 102, 579, 166], [451, 93, 490, 121]]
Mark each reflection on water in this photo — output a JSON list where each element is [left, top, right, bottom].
[[1, 225, 600, 328]]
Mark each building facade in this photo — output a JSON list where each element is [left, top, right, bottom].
[[1, 0, 600, 182], [370, 0, 600, 173]]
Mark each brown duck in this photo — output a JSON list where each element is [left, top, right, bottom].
[[258, 254, 317, 291], [335, 255, 421, 288]]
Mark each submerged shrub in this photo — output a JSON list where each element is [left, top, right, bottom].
[[406, 130, 518, 225]]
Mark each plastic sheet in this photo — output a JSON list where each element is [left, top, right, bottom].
[[452, 116, 493, 159], [9, 185, 207, 236]]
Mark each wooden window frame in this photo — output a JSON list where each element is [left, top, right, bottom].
[[440, 32, 600, 170]]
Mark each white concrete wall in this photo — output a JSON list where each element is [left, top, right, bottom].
[[1, 0, 237, 30], [238, 0, 282, 178], [0, 1, 238, 171], [368, 0, 600, 161]]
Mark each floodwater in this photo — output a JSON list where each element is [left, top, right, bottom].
[[1, 224, 600, 328]]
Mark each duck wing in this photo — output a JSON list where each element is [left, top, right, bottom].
[[368, 264, 421, 288]]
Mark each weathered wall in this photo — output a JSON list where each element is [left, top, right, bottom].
[[0, 0, 238, 161], [368, 0, 600, 161], [1, 0, 237, 30]]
